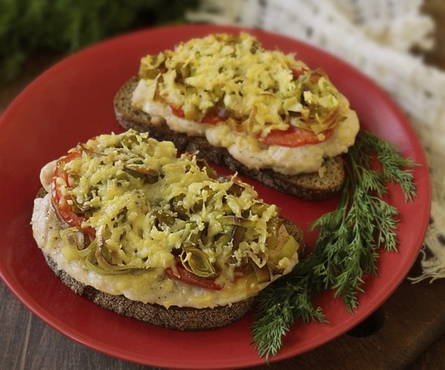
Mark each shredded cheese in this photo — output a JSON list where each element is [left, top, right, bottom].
[[57, 130, 292, 281], [136, 33, 343, 138]]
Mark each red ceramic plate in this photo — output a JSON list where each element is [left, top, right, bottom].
[[0, 25, 430, 368]]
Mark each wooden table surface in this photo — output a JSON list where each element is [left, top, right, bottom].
[[2, 3, 445, 369]]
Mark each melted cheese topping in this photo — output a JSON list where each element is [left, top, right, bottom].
[[132, 32, 360, 175], [136, 33, 342, 136], [32, 194, 298, 308], [31, 131, 300, 308]]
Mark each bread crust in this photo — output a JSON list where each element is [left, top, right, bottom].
[[114, 77, 345, 200], [35, 191, 303, 331], [43, 254, 255, 330]]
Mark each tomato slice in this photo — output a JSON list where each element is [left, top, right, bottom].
[[291, 67, 307, 79], [165, 264, 223, 290], [201, 114, 224, 125], [170, 105, 185, 118], [262, 126, 333, 147], [51, 151, 95, 239]]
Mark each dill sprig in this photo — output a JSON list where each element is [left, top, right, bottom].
[[252, 131, 417, 358]]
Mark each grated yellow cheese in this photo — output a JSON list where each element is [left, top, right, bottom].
[[56, 130, 297, 283], [137, 33, 343, 138]]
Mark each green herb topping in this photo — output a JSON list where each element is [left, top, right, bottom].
[[252, 131, 417, 358]]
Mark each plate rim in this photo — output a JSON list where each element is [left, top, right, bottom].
[[0, 24, 431, 369]]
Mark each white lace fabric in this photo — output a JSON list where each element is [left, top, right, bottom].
[[188, 0, 445, 281]]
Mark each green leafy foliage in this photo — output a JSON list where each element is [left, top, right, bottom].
[[252, 131, 417, 358], [0, 0, 197, 83]]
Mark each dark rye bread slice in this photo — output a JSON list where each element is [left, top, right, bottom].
[[36, 191, 303, 331], [114, 77, 345, 200]]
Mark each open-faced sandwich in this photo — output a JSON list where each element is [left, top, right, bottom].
[[114, 33, 360, 200], [31, 130, 302, 330]]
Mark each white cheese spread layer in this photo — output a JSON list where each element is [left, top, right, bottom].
[[32, 193, 298, 308], [132, 80, 359, 175]]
